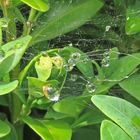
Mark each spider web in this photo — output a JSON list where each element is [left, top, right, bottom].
[[1, 2, 139, 108]]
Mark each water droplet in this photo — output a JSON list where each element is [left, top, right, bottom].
[[64, 64, 73, 72], [125, 76, 129, 79], [101, 58, 109, 67], [69, 43, 73, 47], [83, 58, 90, 63], [105, 25, 111, 32], [70, 74, 78, 81], [86, 82, 96, 93], [68, 58, 76, 66], [127, 17, 130, 20], [103, 51, 110, 59], [43, 86, 60, 102], [71, 52, 81, 61]]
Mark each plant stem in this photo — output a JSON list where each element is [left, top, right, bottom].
[[21, 95, 34, 117], [23, 8, 37, 36]]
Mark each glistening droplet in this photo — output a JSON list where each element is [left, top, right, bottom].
[[43, 86, 60, 102], [68, 58, 76, 66], [101, 58, 109, 67], [71, 52, 81, 61], [64, 64, 73, 72], [70, 74, 78, 82], [86, 82, 96, 93], [105, 25, 111, 32]]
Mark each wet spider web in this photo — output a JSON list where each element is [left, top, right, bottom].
[[1, 2, 140, 106]]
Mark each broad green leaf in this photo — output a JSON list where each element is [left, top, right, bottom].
[[101, 120, 132, 140], [0, 51, 15, 78], [28, 77, 46, 98], [45, 108, 69, 120], [22, 116, 72, 140], [0, 36, 32, 77], [91, 95, 140, 140], [0, 120, 11, 138], [0, 121, 18, 140], [21, 0, 49, 12], [30, 0, 103, 45], [18, 54, 41, 85], [93, 53, 140, 94], [0, 80, 18, 96], [11, 0, 21, 6], [53, 96, 90, 117], [0, 96, 8, 106], [125, 1, 140, 35], [120, 74, 140, 101], [72, 108, 107, 128], [35, 56, 52, 81]]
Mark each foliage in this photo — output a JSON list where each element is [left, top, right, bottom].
[[0, 0, 140, 140]]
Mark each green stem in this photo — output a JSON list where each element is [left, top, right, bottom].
[[10, 65, 24, 140], [23, 8, 37, 36], [20, 95, 34, 118]]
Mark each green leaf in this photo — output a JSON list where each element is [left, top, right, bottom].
[[30, 0, 103, 45], [11, 0, 21, 6], [35, 56, 52, 81], [0, 120, 11, 138], [72, 107, 107, 128], [94, 53, 140, 94], [21, 0, 49, 12], [0, 36, 32, 77], [28, 77, 46, 98], [22, 116, 72, 140], [18, 54, 41, 85], [91, 95, 140, 140], [0, 80, 18, 96], [53, 96, 90, 117], [120, 74, 140, 101], [101, 120, 132, 140], [103, 53, 140, 80], [125, 1, 140, 35]]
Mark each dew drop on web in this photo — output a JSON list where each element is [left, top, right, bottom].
[[86, 82, 96, 93], [71, 52, 81, 61], [101, 58, 110, 67], [102, 51, 110, 67], [64, 64, 73, 72], [70, 74, 78, 82], [105, 25, 111, 32]]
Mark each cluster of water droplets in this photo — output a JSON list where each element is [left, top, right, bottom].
[[101, 51, 110, 67], [64, 52, 81, 72], [86, 82, 96, 93], [43, 86, 60, 102]]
